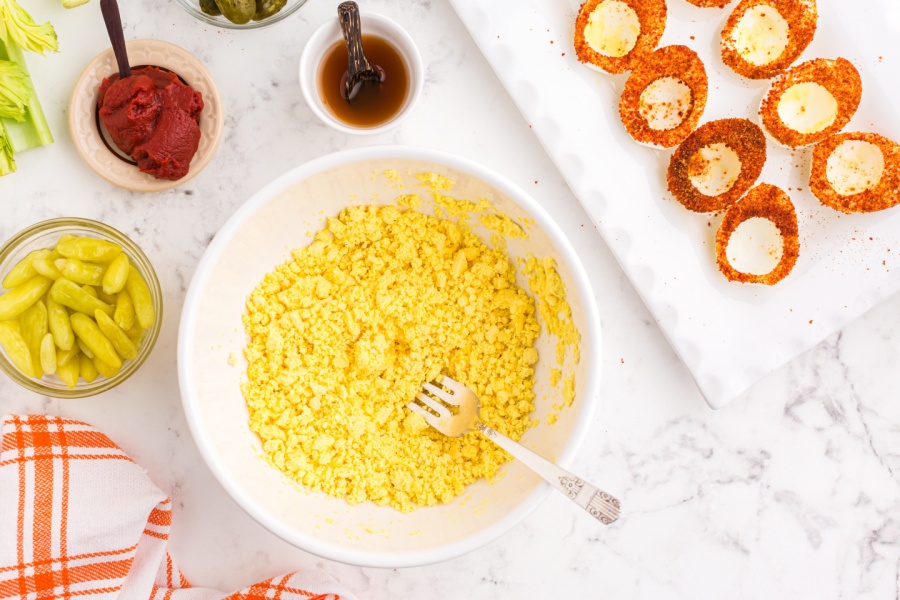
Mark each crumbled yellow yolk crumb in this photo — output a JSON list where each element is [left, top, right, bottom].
[[381, 169, 403, 185], [522, 257, 581, 423], [432, 193, 490, 220], [562, 374, 576, 407], [415, 172, 454, 191], [550, 368, 562, 386], [522, 256, 580, 366], [396, 194, 420, 209], [480, 213, 527, 239], [242, 205, 541, 512]]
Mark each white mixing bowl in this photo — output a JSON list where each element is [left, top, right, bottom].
[[178, 146, 601, 567]]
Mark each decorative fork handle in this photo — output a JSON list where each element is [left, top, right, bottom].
[[475, 422, 620, 525]]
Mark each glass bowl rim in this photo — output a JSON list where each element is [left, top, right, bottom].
[[0, 217, 163, 399], [174, 0, 310, 30]]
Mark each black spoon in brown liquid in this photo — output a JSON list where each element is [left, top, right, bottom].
[[338, 1, 384, 101]]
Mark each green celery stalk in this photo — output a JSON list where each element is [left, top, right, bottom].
[[0, 121, 14, 175], [0, 36, 52, 155], [0, 0, 57, 175]]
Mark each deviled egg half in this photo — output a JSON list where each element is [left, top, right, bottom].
[[574, 0, 667, 74], [810, 132, 900, 213], [667, 118, 767, 213], [619, 45, 708, 148], [760, 58, 861, 148], [721, 0, 817, 80], [716, 183, 800, 285]]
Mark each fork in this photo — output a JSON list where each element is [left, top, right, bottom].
[[407, 376, 621, 525]]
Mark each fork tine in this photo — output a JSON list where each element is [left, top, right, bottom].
[[406, 401, 439, 426], [438, 375, 467, 396], [414, 392, 452, 419], [423, 381, 460, 405]]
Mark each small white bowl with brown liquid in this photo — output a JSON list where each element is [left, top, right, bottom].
[[300, 12, 423, 135]]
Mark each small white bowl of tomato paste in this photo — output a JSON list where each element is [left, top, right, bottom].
[[69, 39, 225, 192]]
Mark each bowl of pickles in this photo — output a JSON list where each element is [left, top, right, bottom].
[[0, 218, 162, 398], [176, 0, 309, 29]]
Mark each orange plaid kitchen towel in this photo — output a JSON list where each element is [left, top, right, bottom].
[[0, 415, 358, 600]]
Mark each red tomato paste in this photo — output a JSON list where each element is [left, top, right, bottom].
[[98, 67, 204, 181]]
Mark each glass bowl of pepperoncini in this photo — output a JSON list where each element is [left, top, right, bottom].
[[176, 0, 309, 30], [0, 218, 163, 398]]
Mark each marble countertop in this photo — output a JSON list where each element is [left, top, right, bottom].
[[1, 0, 898, 598]]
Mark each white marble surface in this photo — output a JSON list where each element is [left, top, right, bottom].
[[0, 0, 898, 598]]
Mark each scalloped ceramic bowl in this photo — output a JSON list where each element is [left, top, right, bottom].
[[69, 39, 224, 192], [178, 146, 602, 567]]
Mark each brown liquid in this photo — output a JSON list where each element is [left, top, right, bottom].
[[317, 35, 410, 128]]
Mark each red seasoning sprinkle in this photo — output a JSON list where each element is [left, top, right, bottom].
[[619, 45, 709, 148], [760, 58, 862, 148], [685, 0, 731, 6], [716, 183, 800, 285], [810, 131, 900, 213], [668, 118, 767, 213], [574, 0, 667, 74], [721, 0, 818, 80]]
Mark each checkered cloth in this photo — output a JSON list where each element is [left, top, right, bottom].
[[0, 415, 357, 600]]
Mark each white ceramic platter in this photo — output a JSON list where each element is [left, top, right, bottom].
[[449, 0, 900, 408]]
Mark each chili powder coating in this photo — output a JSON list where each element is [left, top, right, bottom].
[[759, 58, 861, 149], [810, 132, 900, 214], [619, 44, 708, 148], [721, 0, 818, 80], [574, 0, 667, 74], [684, 0, 731, 6], [98, 67, 204, 181], [716, 183, 800, 285], [667, 118, 767, 213]]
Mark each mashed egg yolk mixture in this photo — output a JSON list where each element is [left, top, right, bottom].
[[242, 203, 549, 512]]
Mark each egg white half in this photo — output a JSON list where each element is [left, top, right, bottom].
[[584, 0, 641, 58], [689, 143, 742, 197], [725, 217, 784, 276], [825, 140, 886, 196], [776, 82, 838, 134], [639, 76, 693, 131], [730, 4, 790, 66]]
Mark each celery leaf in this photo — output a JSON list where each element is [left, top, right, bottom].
[[0, 58, 27, 120], [0, 0, 59, 55]]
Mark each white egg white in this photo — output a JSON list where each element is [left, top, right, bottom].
[[688, 143, 743, 197], [725, 217, 784, 276], [825, 140, 885, 196], [584, 0, 641, 58]]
